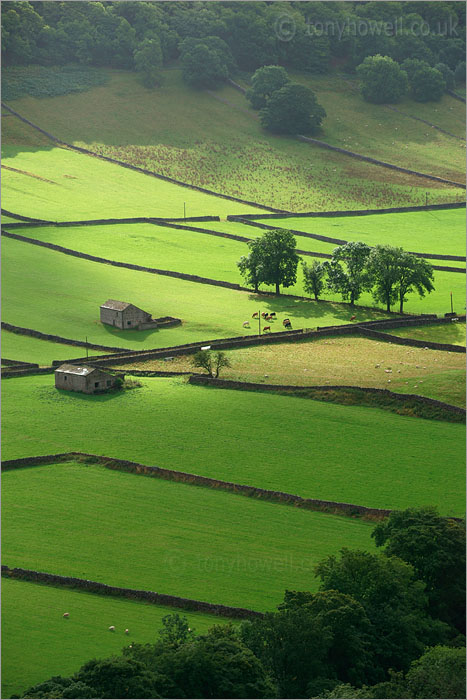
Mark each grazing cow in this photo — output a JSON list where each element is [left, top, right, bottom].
[[263, 326, 271, 332], [270, 312, 276, 318], [350, 315, 356, 321], [109, 626, 115, 632], [261, 312, 268, 319], [283, 319, 292, 329], [243, 321, 250, 328], [252, 312, 259, 318], [63, 613, 70, 618]]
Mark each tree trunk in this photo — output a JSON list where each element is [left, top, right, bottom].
[[275, 282, 280, 295], [315, 294, 319, 302], [399, 294, 404, 314], [386, 296, 390, 313]]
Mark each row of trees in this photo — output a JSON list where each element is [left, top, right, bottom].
[[357, 53, 465, 104], [17, 508, 465, 699], [3, 2, 465, 86], [237, 230, 434, 313]]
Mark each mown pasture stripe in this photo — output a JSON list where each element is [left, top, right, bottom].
[[2, 452, 463, 519], [1, 321, 132, 353], [229, 202, 466, 220], [228, 218, 466, 265], [188, 375, 465, 423], [1, 211, 221, 225], [1, 565, 261, 620], [2, 223, 464, 273], [1, 102, 288, 214], [1, 228, 249, 291], [0, 452, 392, 519]]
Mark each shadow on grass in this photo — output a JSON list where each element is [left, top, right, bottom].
[[246, 294, 387, 324]]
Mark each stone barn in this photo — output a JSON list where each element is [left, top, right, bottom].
[[100, 300, 158, 330], [55, 364, 118, 394]]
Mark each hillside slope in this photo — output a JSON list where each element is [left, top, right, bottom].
[[3, 68, 464, 213]]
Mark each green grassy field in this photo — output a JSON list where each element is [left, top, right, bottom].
[[253, 208, 466, 258], [2, 236, 389, 352], [1, 214, 23, 223], [4, 68, 463, 213], [1, 144, 263, 221], [1, 577, 221, 699], [4, 224, 465, 324], [390, 322, 466, 345], [2, 376, 464, 515], [1, 330, 106, 366], [118, 335, 465, 407], [2, 461, 376, 610]]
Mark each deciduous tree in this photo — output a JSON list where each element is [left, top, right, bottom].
[[302, 260, 327, 301], [325, 242, 372, 307], [239, 229, 300, 295], [367, 245, 401, 312], [372, 507, 466, 631], [246, 65, 289, 110], [133, 37, 162, 88], [356, 54, 409, 103], [260, 83, 326, 135], [393, 252, 434, 313]]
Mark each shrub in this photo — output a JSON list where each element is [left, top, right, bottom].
[[2, 64, 108, 100]]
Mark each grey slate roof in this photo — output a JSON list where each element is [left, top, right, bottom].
[[55, 364, 98, 376], [100, 299, 131, 311]]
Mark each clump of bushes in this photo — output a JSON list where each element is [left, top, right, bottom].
[[2, 64, 108, 100]]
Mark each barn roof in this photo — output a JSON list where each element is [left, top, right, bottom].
[[100, 299, 131, 311], [55, 364, 99, 376]]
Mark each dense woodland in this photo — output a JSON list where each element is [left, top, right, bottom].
[[3, 2, 466, 80]]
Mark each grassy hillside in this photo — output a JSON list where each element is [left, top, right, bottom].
[[2, 376, 464, 514], [2, 577, 221, 699], [292, 71, 466, 181], [2, 461, 376, 611], [3, 68, 464, 213], [1, 144, 263, 220], [2, 236, 388, 352], [252, 208, 466, 258], [118, 335, 466, 407]]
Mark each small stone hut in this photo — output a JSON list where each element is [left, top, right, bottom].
[[55, 364, 118, 394], [100, 300, 158, 330]]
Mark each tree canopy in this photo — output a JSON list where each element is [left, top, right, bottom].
[[372, 507, 466, 632], [356, 54, 409, 103], [324, 242, 372, 306], [260, 83, 326, 135], [246, 65, 289, 110], [237, 229, 299, 295]]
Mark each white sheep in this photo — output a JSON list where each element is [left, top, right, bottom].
[[63, 613, 70, 618], [108, 625, 116, 632], [125, 629, 129, 635]]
